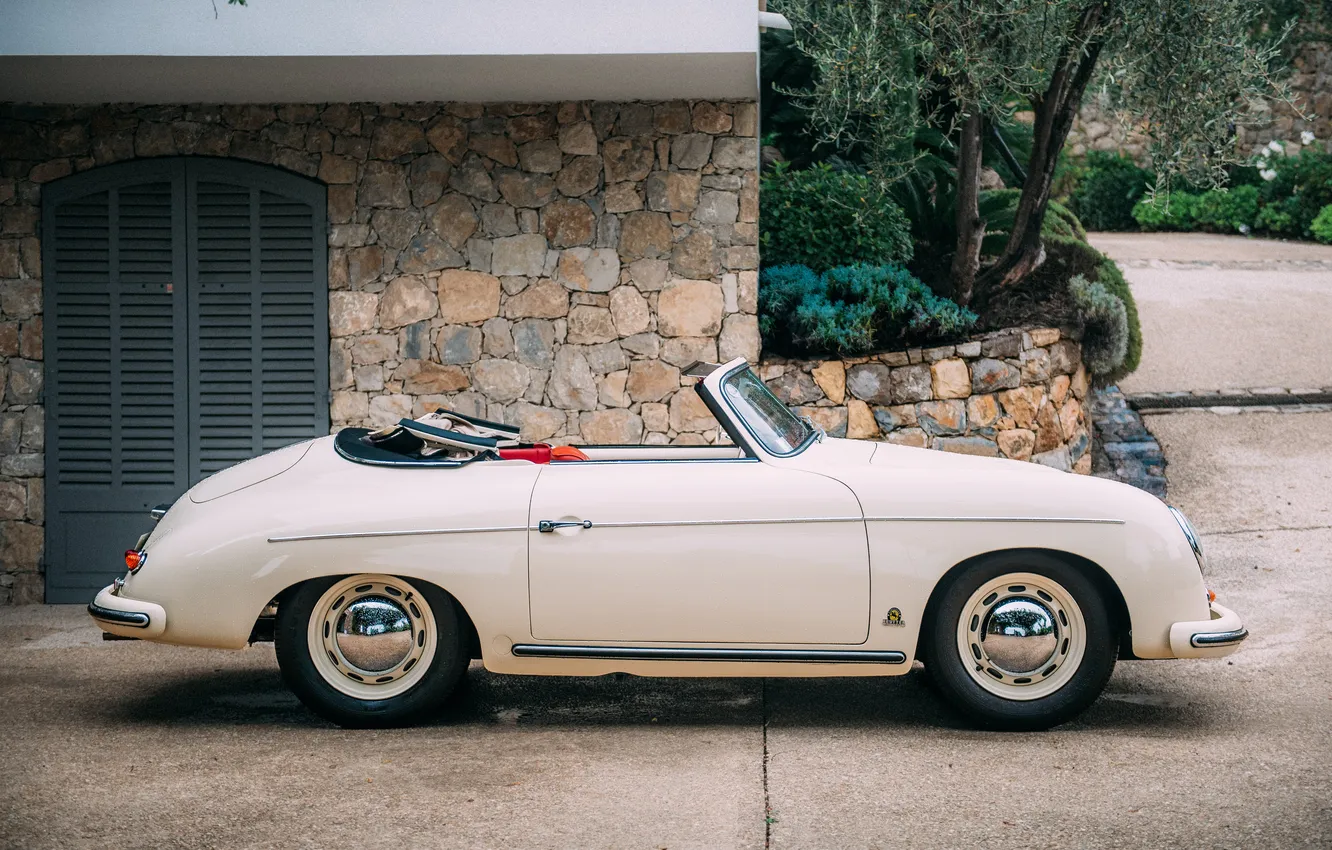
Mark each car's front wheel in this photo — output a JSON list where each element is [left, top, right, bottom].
[[920, 553, 1117, 731], [275, 574, 468, 728]]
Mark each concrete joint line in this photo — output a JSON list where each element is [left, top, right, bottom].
[[1129, 388, 1332, 412], [1201, 524, 1332, 537], [762, 678, 773, 849]]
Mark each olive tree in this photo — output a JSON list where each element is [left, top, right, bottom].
[[774, 0, 1291, 305]]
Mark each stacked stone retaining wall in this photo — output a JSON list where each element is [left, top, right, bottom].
[[758, 328, 1093, 473]]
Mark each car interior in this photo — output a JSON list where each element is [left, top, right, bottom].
[[334, 403, 744, 468]]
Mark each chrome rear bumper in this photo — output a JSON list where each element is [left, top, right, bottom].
[[88, 584, 167, 640]]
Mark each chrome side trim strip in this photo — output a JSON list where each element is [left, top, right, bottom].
[[510, 645, 908, 664], [582, 516, 863, 530], [1191, 628, 1249, 648], [268, 526, 529, 543], [864, 516, 1125, 525], [270, 514, 1124, 542]]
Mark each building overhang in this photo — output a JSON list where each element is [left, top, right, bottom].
[[0, 0, 765, 104]]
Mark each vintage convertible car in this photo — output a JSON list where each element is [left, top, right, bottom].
[[88, 358, 1246, 730]]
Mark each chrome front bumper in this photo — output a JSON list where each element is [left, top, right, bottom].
[[1169, 601, 1247, 659], [88, 583, 167, 640]]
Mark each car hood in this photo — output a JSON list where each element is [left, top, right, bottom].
[[784, 436, 1158, 525]]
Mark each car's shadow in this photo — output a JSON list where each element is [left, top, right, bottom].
[[105, 662, 1233, 736]]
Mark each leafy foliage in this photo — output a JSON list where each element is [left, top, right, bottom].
[[1068, 274, 1129, 376], [759, 264, 976, 357], [1193, 186, 1262, 233], [1255, 149, 1332, 237], [1069, 152, 1152, 231], [760, 164, 913, 272], [1131, 192, 1202, 230], [1124, 148, 1332, 238], [1312, 204, 1332, 244]]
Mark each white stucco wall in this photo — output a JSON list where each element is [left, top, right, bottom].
[[0, 0, 760, 102]]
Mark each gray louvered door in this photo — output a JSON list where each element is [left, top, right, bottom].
[[43, 158, 327, 602]]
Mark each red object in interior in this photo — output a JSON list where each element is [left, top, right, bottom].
[[551, 445, 590, 462], [498, 444, 552, 464]]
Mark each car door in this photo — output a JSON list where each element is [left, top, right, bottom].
[[526, 459, 870, 645]]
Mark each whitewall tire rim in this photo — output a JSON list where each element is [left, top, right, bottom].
[[307, 574, 437, 700], [954, 572, 1087, 701]]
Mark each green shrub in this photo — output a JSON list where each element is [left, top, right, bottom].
[[1193, 185, 1261, 234], [758, 263, 976, 356], [1258, 150, 1332, 239], [760, 164, 913, 272], [1255, 201, 1297, 235], [1312, 204, 1332, 244], [1069, 152, 1153, 232], [1131, 191, 1201, 230], [1069, 274, 1129, 376]]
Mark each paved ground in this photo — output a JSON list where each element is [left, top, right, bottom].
[[4, 409, 1331, 848], [1089, 232, 1332, 394]]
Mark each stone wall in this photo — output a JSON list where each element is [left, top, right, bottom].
[[758, 328, 1093, 473], [0, 99, 758, 603], [1067, 42, 1332, 163]]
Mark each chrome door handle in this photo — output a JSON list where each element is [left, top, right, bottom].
[[537, 519, 593, 533]]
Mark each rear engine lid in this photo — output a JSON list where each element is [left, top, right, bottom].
[[188, 439, 315, 503]]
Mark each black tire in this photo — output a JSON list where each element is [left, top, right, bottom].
[[920, 552, 1117, 731], [275, 575, 469, 728]]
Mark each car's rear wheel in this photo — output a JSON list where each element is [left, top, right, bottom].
[[275, 574, 468, 728], [920, 553, 1116, 731]]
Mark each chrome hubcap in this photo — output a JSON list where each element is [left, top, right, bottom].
[[335, 596, 414, 674], [981, 596, 1059, 675], [310, 577, 435, 698], [955, 572, 1087, 701]]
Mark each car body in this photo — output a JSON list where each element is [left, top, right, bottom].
[[89, 358, 1246, 729]]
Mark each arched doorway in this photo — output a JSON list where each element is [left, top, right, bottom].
[[41, 157, 329, 602]]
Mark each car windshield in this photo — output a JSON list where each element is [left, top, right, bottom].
[[721, 367, 814, 456]]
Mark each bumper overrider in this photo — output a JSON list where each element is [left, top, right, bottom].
[[88, 581, 167, 640], [1169, 601, 1247, 659]]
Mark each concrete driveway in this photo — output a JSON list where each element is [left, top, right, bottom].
[[4, 408, 1332, 848], [1089, 232, 1332, 394]]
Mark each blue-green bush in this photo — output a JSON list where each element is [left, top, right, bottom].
[[759, 263, 976, 356], [1068, 274, 1129, 376]]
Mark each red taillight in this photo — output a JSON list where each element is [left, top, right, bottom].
[[124, 549, 146, 572]]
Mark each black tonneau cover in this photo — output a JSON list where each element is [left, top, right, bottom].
[[333, 428, 494, 468]]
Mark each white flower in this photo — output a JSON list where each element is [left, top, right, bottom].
[[1267, 140, 1285, 154], [1301, 130, 1316, 145], [1239, 224, 1251, 235], [1260, 168, 1278, 181]]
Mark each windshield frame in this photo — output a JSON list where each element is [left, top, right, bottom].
[[707, 360, 818, 459]]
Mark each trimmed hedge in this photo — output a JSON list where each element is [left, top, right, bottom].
[[760, 164, 913, 272]]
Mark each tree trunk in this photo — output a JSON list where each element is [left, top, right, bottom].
[[950, 110, 985, 307], [977, 2, 1112, 294]]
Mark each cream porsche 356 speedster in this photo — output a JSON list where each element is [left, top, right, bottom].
[[88, 358, 1246, 730]]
